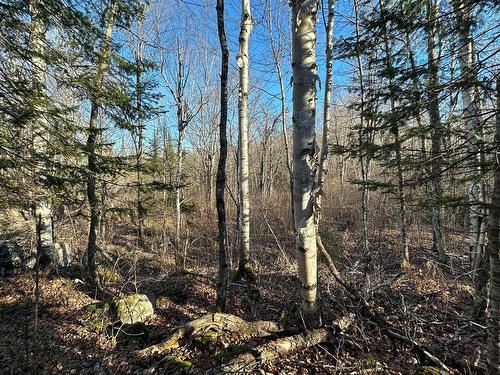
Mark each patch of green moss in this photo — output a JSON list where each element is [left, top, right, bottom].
[[171, 357, 193, 370], [364, 353, 376, 367], [97, 265, 122, 284], [83, 302, 110, 332], [193, 330, 218, 346]]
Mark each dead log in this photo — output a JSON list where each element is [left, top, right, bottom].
[[214, 315, 354, 374], [317, 234, 457, 374], [140, 313, 282, 356]]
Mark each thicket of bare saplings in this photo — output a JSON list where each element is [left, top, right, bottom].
[[0, 0, 499, 373]]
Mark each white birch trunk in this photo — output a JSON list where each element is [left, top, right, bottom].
[[175, 127, 184, 267], [291, 0, 320, 329], [237, 0, 252, 278], [29, 0, 55, 266]]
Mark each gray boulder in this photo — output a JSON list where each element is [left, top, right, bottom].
[[112, 294, 154, 325], [0, 242, 23, 277]]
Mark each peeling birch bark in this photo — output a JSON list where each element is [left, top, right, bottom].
[[236, 0, 254, 281], [291, 0, 320, 329]]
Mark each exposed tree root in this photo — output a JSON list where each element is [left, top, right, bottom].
[[214, 315, 354, 374], [139, 313, 281, 356], [233, 263, 257, 283], [317, 234, 457, 374]]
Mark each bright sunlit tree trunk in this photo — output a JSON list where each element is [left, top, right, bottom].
[[236, 0, 254, 281], [291, 0, 320, 329]]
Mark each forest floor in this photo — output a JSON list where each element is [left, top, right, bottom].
[[0, 214, 487, 374]]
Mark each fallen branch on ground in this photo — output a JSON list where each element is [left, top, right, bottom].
[[139, 313, 282, 356], [214, 315, 354, 374]]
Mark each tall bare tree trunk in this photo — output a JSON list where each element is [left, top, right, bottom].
[[452, 0, 487, 317], [427, 0, 448, 263], [291, 0, 320, 329], [135, 35, 145, 246], [162, 126, 172, 253], [158, 41, 202, 268], [317, 0, 333, 203], [215, 0, 230, 312], [236, 0, 254, 281], [86, 0, 116, 286], [30, 0, 55, 267], [487, 76, 500, 375], [315, 0, 334, 243], [394, 117, 409, 264], [453, 0, 485, 269], [266, 3, 295, 230], [404, 30, 428, 170], [353, 0, 372, 290], [175, 125, 184, 267], [174, 47, 186, 268]]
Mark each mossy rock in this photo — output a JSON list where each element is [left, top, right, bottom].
[[112, 294, 154, 325], [82, 302, 111, 331], [97, 265, 122, 284]]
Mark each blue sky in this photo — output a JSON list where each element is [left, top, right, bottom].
[[112, 0, 358, 151], [117, 0, 499, 152]]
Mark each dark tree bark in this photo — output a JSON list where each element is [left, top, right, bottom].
[[215, 0, 230, 312], [427, 0, 448, 263], [86, 0, 116, 287]]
